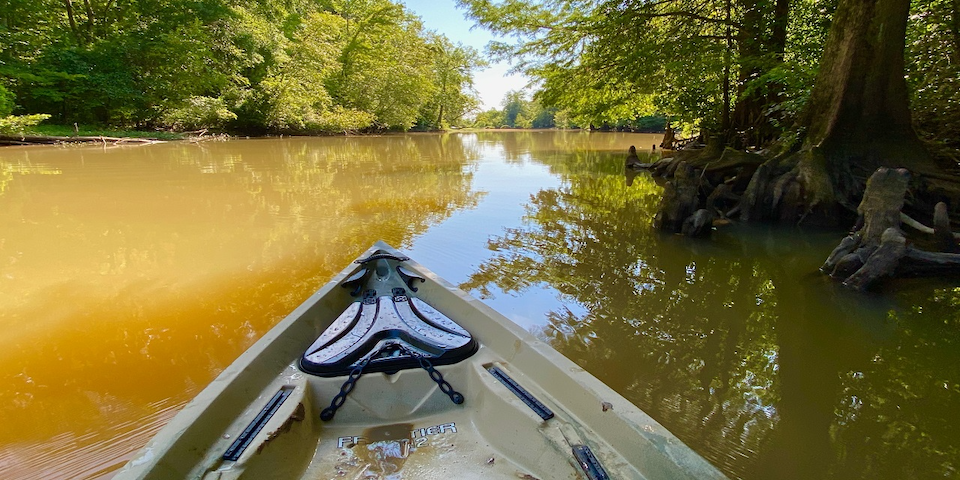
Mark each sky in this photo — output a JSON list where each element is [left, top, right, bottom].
[[400, 0, 530, 111]]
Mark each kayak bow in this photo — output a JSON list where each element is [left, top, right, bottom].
[[115, 241, 727, 479]]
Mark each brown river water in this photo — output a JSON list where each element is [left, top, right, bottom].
[[0, 131, 958, 479]]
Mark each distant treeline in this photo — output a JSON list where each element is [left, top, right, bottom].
[[0, 0, 485, 134], [471, 90, 666, 131]]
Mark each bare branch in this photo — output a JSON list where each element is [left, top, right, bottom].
[[901, 212, 960, 239]]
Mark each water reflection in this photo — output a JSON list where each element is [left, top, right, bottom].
[[3, 132, 956, 480], [0, 135, 480, 478], [463, 149, 960, 479]]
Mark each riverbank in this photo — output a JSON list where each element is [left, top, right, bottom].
[[0, 125, 188, 146], [1, 125, 666, 147]]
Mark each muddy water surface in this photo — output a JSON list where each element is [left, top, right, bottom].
[[1, 131, 958, 479]]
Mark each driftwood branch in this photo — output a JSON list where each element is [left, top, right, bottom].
[[901, 248, 960, 272], [900, 210, 960, 240]]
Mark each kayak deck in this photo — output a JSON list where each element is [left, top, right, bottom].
[[116, 242, 727, 479], [200, 351, 623, 479]]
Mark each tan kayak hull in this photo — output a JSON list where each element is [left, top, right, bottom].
[[115, 241, 727, 479]]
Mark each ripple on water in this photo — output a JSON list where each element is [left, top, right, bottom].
[[0, 397, 183, 480]]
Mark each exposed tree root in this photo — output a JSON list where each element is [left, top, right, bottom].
[[630, 143, 960, 290]]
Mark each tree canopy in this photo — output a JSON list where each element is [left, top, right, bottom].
[[457, 0, 958, 159], [0, 0, 486, 133]]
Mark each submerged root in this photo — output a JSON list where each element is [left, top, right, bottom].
[[821, 168, 960, 290]]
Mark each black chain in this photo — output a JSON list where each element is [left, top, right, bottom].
[[319, 353, 376, 421], [319, 343, 465, 422], [402, 345, 465, 405]]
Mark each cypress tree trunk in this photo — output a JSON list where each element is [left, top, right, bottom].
[[764, 0, 943, 223], [799, 0, 935, 179], [730, 0, 764, 147], [729, 0, 790, 148]]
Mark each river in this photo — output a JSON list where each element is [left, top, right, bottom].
[[0, 131, 957, 479]]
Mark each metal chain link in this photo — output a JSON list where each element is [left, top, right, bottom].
[[319, 353, 376, 421], [319, 343, 464, 422], [405, 346, 465, 405]]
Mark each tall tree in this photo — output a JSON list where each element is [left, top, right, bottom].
[[418, 35, 485, 129], [1, 0, 483, 133], [750, 0, 948, 222]]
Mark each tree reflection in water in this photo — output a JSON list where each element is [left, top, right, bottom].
[[462, 148, 960, 480], [0, 134, 483, 477]]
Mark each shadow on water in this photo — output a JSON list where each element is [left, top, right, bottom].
[[463, 148, 960, 480]]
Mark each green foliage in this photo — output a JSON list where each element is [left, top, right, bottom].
[[472, 108, 505, 127], [634, 115, 667, 131], [906, 0, 960, 159], [470, 90, 556, 128], [417, 35, 487, 129], [1, 0, 483, 134], [322, 0, 436, 130], [474, 88, 666, 131], [502, 90, 530, 126], [162, 97, 238, 131], [0, 85, 14, 117], [0, 113, 51, 135], [458, 0, 836, 143]]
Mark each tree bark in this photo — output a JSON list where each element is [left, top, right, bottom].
[[731, 0, 764, 147], [800, 0, 935, 178], [933, 202, 960, 252], [63, 0, 80, 42], [746, 0, 942, 225], [654, 162, 700, 233], [82, 0, 95, 36]]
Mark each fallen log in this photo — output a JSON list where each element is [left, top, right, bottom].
[[901, 248, 960, 273], [0, 135, 162, 145]]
